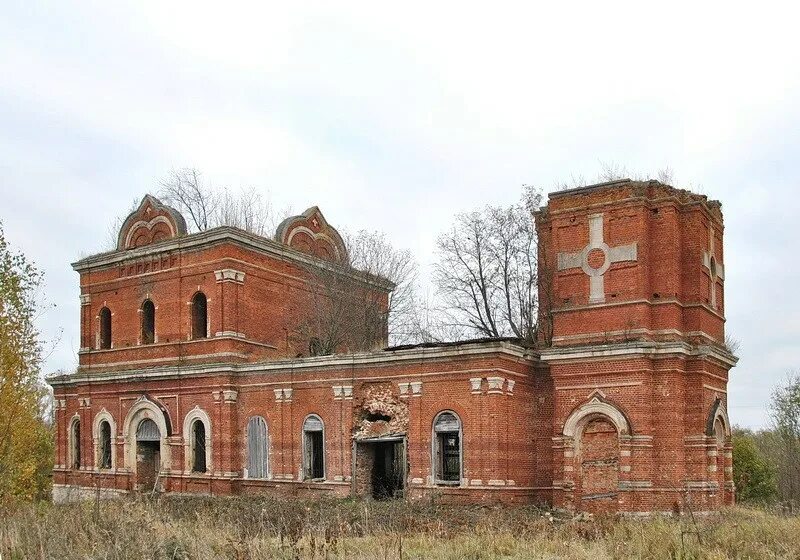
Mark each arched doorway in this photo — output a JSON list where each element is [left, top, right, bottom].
[[563, 397, 631, 515], [577, 417, 620, 513], [123, 397, 172, 492], [136, 418, 161, 491]]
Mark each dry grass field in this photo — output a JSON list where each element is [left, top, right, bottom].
[[1, 496, 798, 559]]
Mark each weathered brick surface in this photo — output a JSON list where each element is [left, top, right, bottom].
[[51, 182, 736, 512]]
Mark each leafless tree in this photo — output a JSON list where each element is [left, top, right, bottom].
[[159, 168, 219, 231], [431, 186, 542, 345], [158, 168, 287, 235], [293, 230, 419, 355]]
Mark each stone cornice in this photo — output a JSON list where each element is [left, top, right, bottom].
[[540, 340, 738, 368], [48, 340, 537, 387], [71, 226, 395, 291]]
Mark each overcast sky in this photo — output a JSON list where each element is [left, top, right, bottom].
[[1, 2, 797, 428]]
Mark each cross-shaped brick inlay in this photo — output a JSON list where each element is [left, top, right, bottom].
[[557, 213, 638, 303], [702, 225, 725, 309]]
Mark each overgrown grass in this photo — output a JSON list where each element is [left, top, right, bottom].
[[1, 497, 799, 559]]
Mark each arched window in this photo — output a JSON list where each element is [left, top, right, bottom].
[[70, 417, 82, 470], [99, 307, 112, 349], [191, 292, 208, 340], [141, 300, 155, 344], [191, 419, 207, 473], [247, 416, 269, 479], [433, 411, 462, 484], [302, 415, 325, 480], [99, 420, 112, 469]]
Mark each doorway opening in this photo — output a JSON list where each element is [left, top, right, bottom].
[[355, 438, 406, 500], [135, 418, 161, 492]]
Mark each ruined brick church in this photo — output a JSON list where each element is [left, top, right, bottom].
[[50, 179, 737, 514]]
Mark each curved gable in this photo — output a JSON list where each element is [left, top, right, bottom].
[[117, 195, 187, 251], [275, 206, 348, 264]]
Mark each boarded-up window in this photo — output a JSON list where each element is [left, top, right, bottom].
[[247, 416, 269, 479], [191, 292, 208, 340], [192, 420, 207, 473], [99, 420, 112, 469], [434, 411, 461, 483], [70, 419, 81, 469], [99, 307, 112, 349], [303, 415, 325, 480], [141, 300, 155, 344]]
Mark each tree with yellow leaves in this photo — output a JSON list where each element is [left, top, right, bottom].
[[0, 222, 52, 503]]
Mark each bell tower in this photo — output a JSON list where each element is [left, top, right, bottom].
[[536, 179, 727, 348], [536, 179, 737, 514]]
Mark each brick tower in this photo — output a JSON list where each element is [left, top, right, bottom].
[[535, 179, 737, 514]]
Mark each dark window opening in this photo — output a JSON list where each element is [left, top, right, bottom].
[[99, 420, 112, 469], [434, 412, 462, 483], [99, 307, 112, 349], [191, 292, 208, 340], [192, 420, 207, 473], [141, 300, 155, 345], [303, 416, 324, 480], [71, 420, 81, 469]]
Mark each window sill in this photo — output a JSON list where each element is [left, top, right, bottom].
[[434, 480, 462, 487]]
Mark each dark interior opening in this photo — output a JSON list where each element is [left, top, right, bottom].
[[304, 430, 324, 479], [141, 300, 155, 344], [365, 412, 391, 422], [192, 292, 207, 339], [370, 441, 405, 500], [192, 420, 207, 473], [99, 307, 112, 349], [100, 421, 111, 469], [436, 431, 460, 482]]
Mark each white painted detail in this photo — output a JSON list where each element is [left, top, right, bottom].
[[557, 213, 638, 303]]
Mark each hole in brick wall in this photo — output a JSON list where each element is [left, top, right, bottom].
[[610, 293, 617, 298], [651, 208, 659, 214], [366, 413, 392, 422], [653, 293, 660, 298]]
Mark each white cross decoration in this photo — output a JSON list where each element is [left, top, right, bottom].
[[557, 213, 638, 303], [702, 225, 724, 309]]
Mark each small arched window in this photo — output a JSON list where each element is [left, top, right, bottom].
[[247, 416, 269, 479], [99, 307, 112, 349], [70, 418, 82, 470], [99, 420, 112, 469], [191, 292, 208, 340], [141, 299, 155, 345], [433, 411, 462, 484], [302, 415, 325, 480], [191, 419, 207, 473]]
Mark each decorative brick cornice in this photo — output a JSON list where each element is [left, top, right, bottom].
[[469, 378, 482, 394], [222, 390, 238, 403], [214, 269, 245, 284], [79, 294, 91, 305], [274, 388, 293, 403], [332, 385, 353, 400]]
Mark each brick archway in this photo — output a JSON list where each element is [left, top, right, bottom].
[[562, 397, 630, 514]]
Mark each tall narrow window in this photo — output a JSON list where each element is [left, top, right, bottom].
[[191, 420, 207, 473], [70, 418, 81, 470], [141, 300, 155, 345], [433, 411, 462, 484], [302, 415, 325, 480], [191, 292, 208, 340], [99, 307, 112, 349], [247, 416, 269, 479], [99, 420, 112, 469]]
